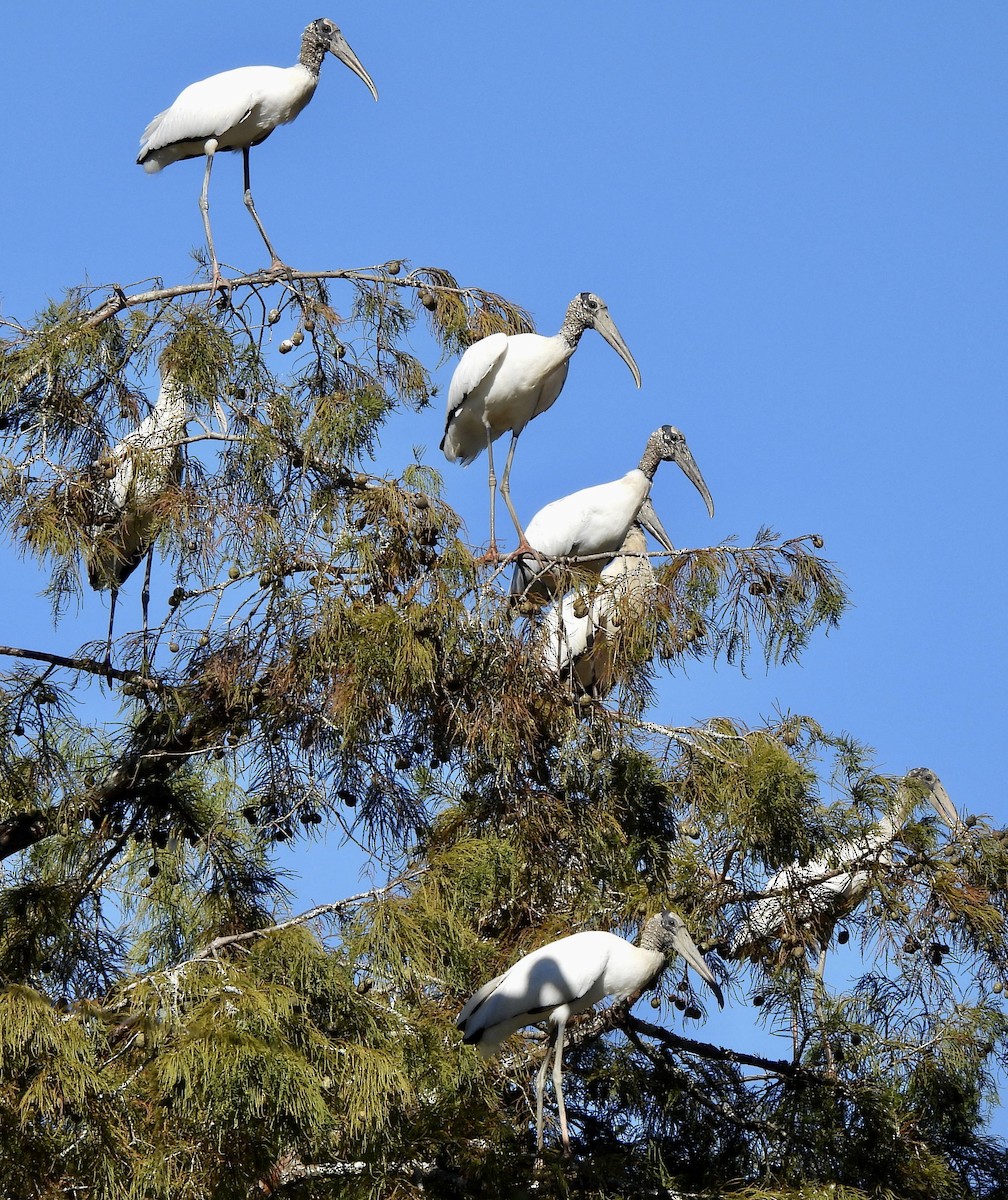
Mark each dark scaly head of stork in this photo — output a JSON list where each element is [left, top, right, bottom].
[[559, 293, 642, 387], [642, 911, 725, 1008], [904, 766, 962, 835], [302, 18, 379, 99], [638, 425, 715, 518]]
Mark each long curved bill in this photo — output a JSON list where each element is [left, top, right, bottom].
[[670, 919, 725, 1009], [636, 496, 676, 555], [330, 31, 380, 101], [594, 308, 642, 389], [671, 439, 715, 519]]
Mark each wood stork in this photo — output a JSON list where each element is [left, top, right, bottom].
[[441, 293, 641, 555], [510, 424, 713, 605], [728, 767, 961, 964], [138, 19, 378, 288], [457, 911, 723, 1155], [85, 365, 191, 667], [540, 505, 660, 699]]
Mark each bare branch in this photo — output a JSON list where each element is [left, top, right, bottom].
[[624, 1013, 799, 1079], [0, 642, 161, 688], [61, 265, 498, 330], [184, 874, 421, 964]]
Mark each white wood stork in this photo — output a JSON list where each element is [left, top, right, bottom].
[[510, 424, 713, 605], [441, 293, 641, 555], [138, 19, 378, 287], [457, 911, 723, 1155], [728, 767, 961, 963], [540, 506, 660, 699], [85, 366, 191, 667]]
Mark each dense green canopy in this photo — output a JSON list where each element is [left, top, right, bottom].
[[0, 268, 1005, 1198]]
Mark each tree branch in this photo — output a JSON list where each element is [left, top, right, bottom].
[[254, 1150, 474, 1198], [623, 1013, 799, 1079], [111, 876, 423, 997], [0, 810, 50, 858], [621, 1019, 778, 1135], [185, 875, 421, 963], [0, 642, 161, 689], [76, 266, 470, 329], [555, 994, 800, 1083]]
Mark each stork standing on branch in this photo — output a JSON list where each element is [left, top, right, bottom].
[[457, 911, 724, 1156], [84, 365, 192, 671], [728, 766, 961, 966], [441, 292, 641, 556], [540, 502, 663, 699], [138, 19, 378, 290], [510, 424, 713, 605]]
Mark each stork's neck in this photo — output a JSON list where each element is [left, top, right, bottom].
[[633, 917, 683, 991], [299, 31, 327, 76], [558, 307, 588, 352], [882, 782, 919, 835], [636, 439, 664, 481], [875, 812, 898, 842], [150, 380, 190, 435], [619, 525, 649, 557]]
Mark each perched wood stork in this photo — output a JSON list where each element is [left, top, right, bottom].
[[457, 911, 723, 1155], [728, 767, 961, 963], [85, 366, 191, 667], [510, 424, 713, 605], [138, 19, 378, 287], [540, 505, 660, 699], [441, 293, 641, 554]]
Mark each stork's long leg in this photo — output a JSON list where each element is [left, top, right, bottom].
[[534, 1022, 556, 1153], [242, 147, 284, 271], [813, 944, 835, 1074], [198, 141, 224, 294], [551, 1014, 571, 1157], [140, 548, 154, 673], [533, 1017, 571, 1158], [483, 422, 500, 558], [104, 588, 118, 685], [498, 431, 533, 551]]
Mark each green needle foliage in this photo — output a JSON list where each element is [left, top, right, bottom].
[[0, 261, 1004, 1200]]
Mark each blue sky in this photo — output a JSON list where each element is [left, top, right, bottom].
[[1, 0, 1006, 1131]]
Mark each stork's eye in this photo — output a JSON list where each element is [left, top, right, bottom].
[[586, 297, 598, 311]]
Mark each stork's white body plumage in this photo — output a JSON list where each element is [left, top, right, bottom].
[[139, 65, 321, 173], [730, 832, 891, 961], [523, 468, 652, 561], [84, 367, 192, 673], [729, 767, 960, 960], [459, 930, 665, 1059], [458, 912, 723, 1153], [542, 523, 657, 698], [441, 331, 572, 467], [138, 19, 377, 283], [510, 425, 714, 603], [441, 293, 641, 553], [85, 371, 189, 592]]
